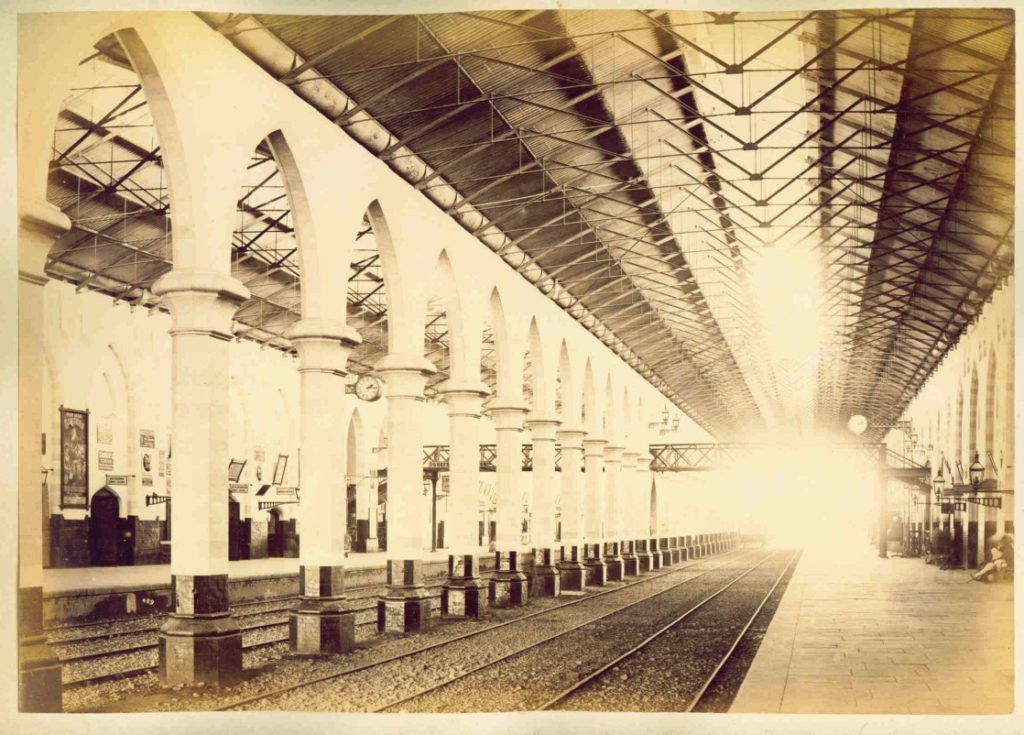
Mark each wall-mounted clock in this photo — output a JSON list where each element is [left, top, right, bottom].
[[354, 373, 382, 402]]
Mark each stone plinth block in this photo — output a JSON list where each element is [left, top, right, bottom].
[[289, 565, 355, 655], [584, 557, 607, 587], [19, 637, 61, 712], [442, 554, 486, 618], [377, 559, 433, 633], [532, 548, 560, 597], [158, 615, 242, 688], [489, 550, 528, 608], [558, 544, 587, 595], [603, 542, 624, 582]]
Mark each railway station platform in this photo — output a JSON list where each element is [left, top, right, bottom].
[[41, 549, 466, 626], [730, 543, 1014, 715]]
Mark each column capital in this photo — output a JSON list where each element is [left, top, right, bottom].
[[19, 198, 71, 285], [604, 444, 625, 463], [376, 353, 437, 398], [583, 436, 608, 457], [622, 449, 640, 461], [556, 426, 587, 449], [526, 415, 561, 442], [440, 378, 490, 417], [152, 269, 250, 339], [489, 402, 530, 431], [286, 318, 361, 375]]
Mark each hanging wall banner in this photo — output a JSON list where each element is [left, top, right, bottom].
[[60, 407, 89, 508], [97, 422, 112, 445], [98, 450, 114, 471], [140, 429, 155, 448]]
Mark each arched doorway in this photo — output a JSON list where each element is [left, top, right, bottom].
[[89, 487, 120, 566], [228, 495, 242, 561], [267, 507, 284, 557]]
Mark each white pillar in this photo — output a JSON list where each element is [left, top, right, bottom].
[[287, 319, 361, 654], [582, 435, 608, 585], [634, 449, 656, 571], [489, 403, 530, 607], [152, 268, 250, 687], [602, 444, 625, 581], [376, 354, 436, 633], [620, 449, 639, 575], [527, 415, 561, 596], [439, 380, 489, 617], [18, 199, 67, 712], [556, 426, 587, 593]]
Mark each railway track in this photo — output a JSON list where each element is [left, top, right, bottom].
[[540, 549, 801, 711], [368, 549, 789, 713], [216, 547, 755, 712]]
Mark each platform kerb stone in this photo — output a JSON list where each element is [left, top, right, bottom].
[[378, 559, 433, 633], [603, 541, 625, 582], [442, 554, 486, 618], [558, 544, 587, 594], [584, 543, 608, 586], [622, 539, 638, 576], [289, 565, 355, 655], [532, 547, 560, 597], [490, 550, 529, 607], [158, 574, 242, 687], [635, 539, 654, 573], [19, 585, 61, 712]]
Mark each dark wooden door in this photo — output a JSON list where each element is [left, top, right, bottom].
[[228, 497, 242, 561], [89, 488, 120, 566], [267, 508, 283, 557]]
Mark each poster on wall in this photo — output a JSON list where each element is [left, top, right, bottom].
[[273, 454, 289, 486], [159, 450, 166, 477], [254, 447, 265, 463], [97, 422, 113, 445], [142, 476, 153, 487], [98, 450, 114, 471], [60, 407, 89, 508], [140, 429, 155, 448]]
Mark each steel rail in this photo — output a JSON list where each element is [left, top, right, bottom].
[[215, 545, 749, 711], [372, 547, 768, 713], [536, 548, 794, 710]]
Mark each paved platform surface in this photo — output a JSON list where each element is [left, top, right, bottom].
[[731, 543, 1013, 715], [42, 547, 461, 594]]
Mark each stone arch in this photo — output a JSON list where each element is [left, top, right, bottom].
[[984, 348, 997, 458], [968, 367, 979, 457], [526, 317, 551, 414], [487, 287, 524, 401], [365, 199, 418, 356], [555, 339, 579, 425]]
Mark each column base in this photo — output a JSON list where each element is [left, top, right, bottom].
[[489, 551, 528, 608], [622, 549, 638, 577], [557, 544, 587, 594], [649, 540, 662, 570], [289, 565, 355, 655], [532, 548, 560, 597], [669, 538, 682, 564], [158, 574, 242, 688], [635, 540, 654, 573], [19, 637, 62, 712], [442, 554, 486, 618], [584, 557, 607, 586], [377, 559, 433, 633], [158, 616, 243, 688]]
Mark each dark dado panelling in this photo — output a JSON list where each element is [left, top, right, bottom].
[[48, 515, 90, 568]]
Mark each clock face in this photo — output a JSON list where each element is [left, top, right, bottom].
[[354, 374, 382, 402], [848, 414, 868, 435]]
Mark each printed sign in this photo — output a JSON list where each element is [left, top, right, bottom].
[[140, 429, 155, 448], [97, 422, 113, 445], [98, 450, 114, 471], [60, 407, 89, 508], [142, 475, 153, 487], [229, 483, 250, 493], [106, 474, 129, 486]]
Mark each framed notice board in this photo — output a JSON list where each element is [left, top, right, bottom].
[[60, 406, 89, 508]]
